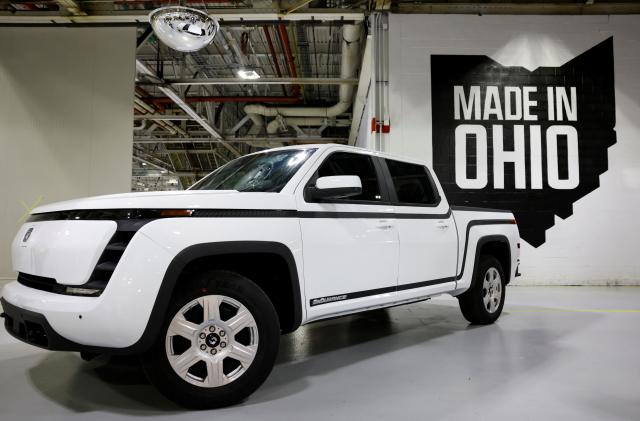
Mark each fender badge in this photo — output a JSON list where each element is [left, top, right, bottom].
[[22, 228, 33, 243]]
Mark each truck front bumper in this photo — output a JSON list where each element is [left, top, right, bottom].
[[1, 230, 176, 353], [1, 297, 85, 352]]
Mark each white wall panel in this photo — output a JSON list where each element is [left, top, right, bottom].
[[0, 27, 135, 279]]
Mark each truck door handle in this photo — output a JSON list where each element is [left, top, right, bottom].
[[376, 219, 394, 230], [437, 221, 450, 230]]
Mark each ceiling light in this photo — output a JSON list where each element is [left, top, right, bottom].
[[237, 69, 261, 80], [150, 6, 219, 53]]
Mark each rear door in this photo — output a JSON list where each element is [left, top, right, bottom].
[[380, 158, 458, 297], [297, 150, 399, 321]]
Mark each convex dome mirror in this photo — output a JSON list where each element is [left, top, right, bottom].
[[150, 6, 219, 52]]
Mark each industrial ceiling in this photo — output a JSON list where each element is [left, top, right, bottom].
[[1, 0, 639, 190]]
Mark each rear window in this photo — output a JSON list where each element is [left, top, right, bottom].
[[385, 159, 438, 205]]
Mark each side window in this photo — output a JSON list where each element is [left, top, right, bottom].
[[314, 152, 383, 202], [385, 159, 438, 205]]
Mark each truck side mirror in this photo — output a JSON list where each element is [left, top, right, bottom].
[[307, 175, 362, 200]]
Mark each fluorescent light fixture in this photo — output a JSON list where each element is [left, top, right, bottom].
[[237, 69, 261, 80]]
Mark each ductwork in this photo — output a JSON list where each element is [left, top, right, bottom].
[[244, 23, 362, 132], [266, 117, 326, 134]]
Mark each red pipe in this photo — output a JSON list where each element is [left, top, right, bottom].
[[277, 23, 301, 98], [263, 25, 287, 96], [146, 96, 301, 104]]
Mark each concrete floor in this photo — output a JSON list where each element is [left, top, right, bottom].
[[1, 286, 639, 421]]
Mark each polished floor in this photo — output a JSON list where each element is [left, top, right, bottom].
[[1, 286, 639, 421]]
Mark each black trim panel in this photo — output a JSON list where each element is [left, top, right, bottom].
[[309, 277, 455, 307], [456, 220, 516, 280], [17, 273, 67, 295], [451, 206, 513, 213], [1, 297, 103, 352]]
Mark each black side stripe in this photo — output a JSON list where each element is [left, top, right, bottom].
[[297, 209, 452, 219], [28, 208, 453, 222], [309, 277, 455, 306]]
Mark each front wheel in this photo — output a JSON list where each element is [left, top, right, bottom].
[[142, 270, 280, 409], [458, 255, 506, 324]]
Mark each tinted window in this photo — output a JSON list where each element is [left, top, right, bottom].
[[191, 149, 315, 192], [385, 159, 438, 205], [315, 152, 382, 202]]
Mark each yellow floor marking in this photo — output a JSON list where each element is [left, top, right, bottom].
[[509, 307, 640, 314]]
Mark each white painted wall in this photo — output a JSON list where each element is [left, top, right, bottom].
[[387, 15, 640, 284], [0, 27, 135, 279]]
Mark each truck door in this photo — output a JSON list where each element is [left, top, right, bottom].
[[297, 151, 399, 321], [380, 158, 458, 297]]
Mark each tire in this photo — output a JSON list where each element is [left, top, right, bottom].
[[458, 255, 506, 325], [142, 270, 280, 409]]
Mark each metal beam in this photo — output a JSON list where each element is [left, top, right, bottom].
[[136, 59, 241, 158], [393, 2, 640, 15], [133, 147, 175, 172], [0, 9, 365, 25], [133, 137, 347, 144], [134, 114, 192, 121], [132, 156, 171, 173], [136, 25, 154, 50], [150, 77, 359, 86]]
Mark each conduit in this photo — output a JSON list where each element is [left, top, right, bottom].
[[266, 117, 325, 134], [263, 24, 288, 96], [146, 96, 300, 104], [277, 22, 301, 98], [244, 23, 362, 132]]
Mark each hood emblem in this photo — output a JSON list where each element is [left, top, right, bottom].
[[22, 228, 34, 243]]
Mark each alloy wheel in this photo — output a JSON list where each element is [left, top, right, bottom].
[[165, 295, 259, 388], [481, 267, 502, 314]]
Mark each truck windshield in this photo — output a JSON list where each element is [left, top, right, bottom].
[[190, 148, 316, 192]]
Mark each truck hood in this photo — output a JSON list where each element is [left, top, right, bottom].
[[32, 190, 296, 214]]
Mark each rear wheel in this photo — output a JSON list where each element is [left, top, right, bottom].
[[142, 270, 280, 409], [458, 255, 506, 324]]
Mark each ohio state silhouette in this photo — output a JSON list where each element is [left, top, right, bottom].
[[431, 37, 616, 247]]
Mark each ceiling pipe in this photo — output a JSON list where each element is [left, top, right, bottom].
[[263, 25, 288, 97], [134, 99, 187, 136], [277, 22, 301, 98], [266, 117, 326, 134], [145, 96, 301, 104], [244, 23, 362, 127], [136, 59, 241, 157], [133, 120, 147, 131]]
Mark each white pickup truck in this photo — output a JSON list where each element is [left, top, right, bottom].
[[1, 144, 519, 408]]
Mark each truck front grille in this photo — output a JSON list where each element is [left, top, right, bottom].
[[85, 230, 136, 289]]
